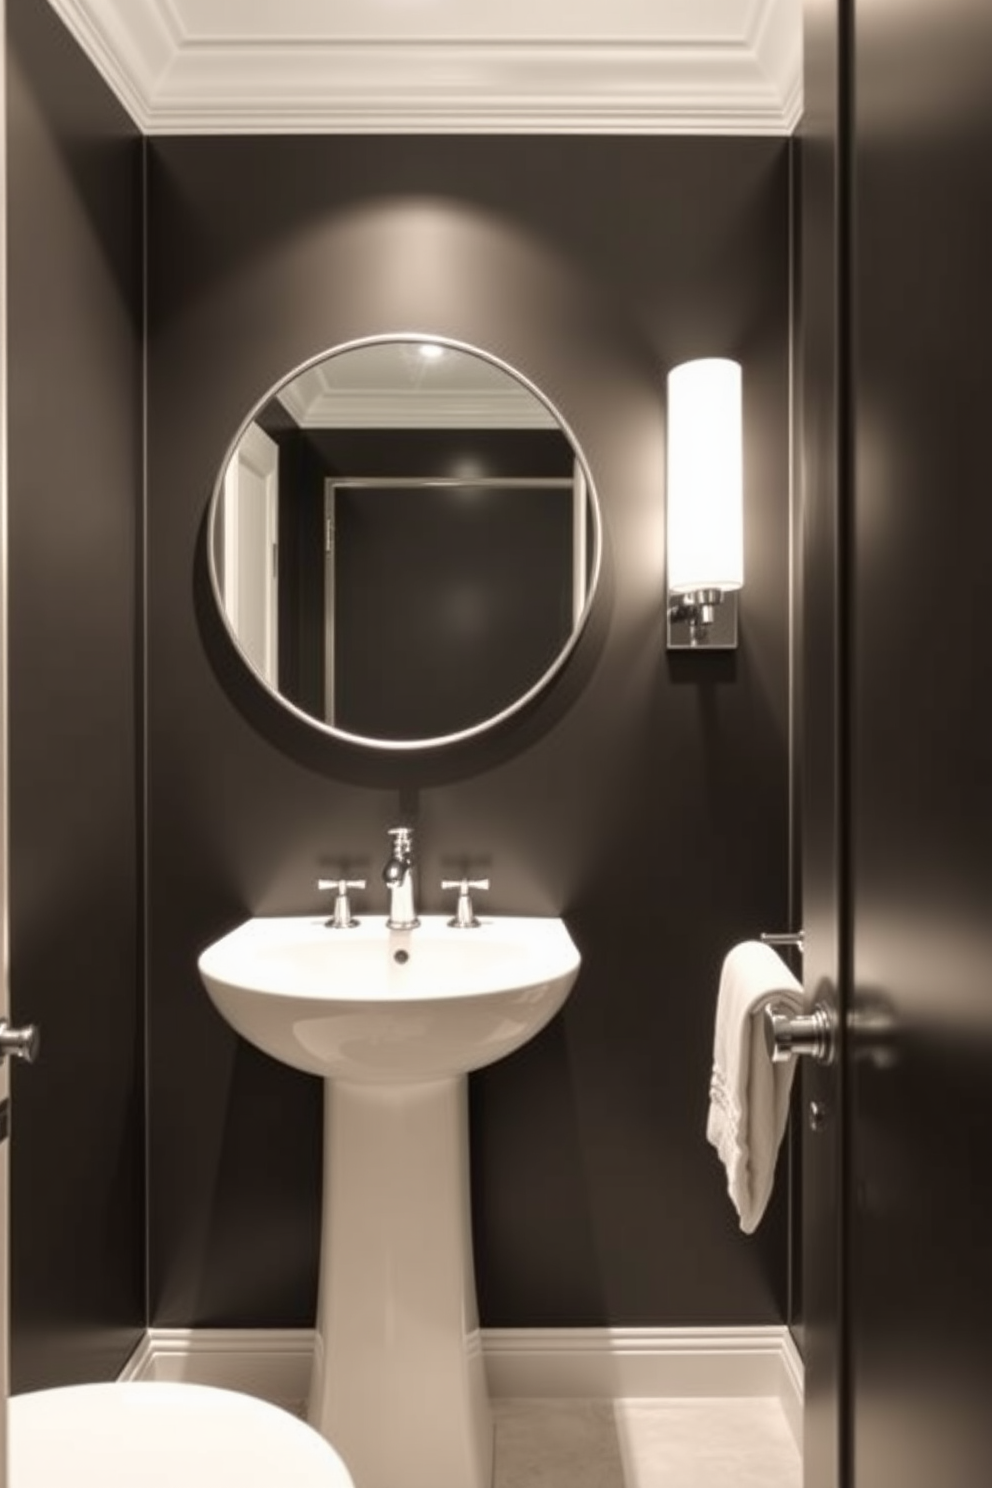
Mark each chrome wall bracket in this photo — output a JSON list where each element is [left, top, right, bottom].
[[760, 930, 805, 953], [667, 589, 738, 650]]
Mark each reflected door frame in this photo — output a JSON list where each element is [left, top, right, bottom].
[[222, 421, 279, 688]]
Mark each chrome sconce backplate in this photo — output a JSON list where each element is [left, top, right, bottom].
[[666, 588, 739, 650]]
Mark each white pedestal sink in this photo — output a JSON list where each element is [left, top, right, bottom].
[[198, 913, 581, 1488]]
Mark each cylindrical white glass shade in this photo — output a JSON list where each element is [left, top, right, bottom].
[[666, 358, 743, 594]]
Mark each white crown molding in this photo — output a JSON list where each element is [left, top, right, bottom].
[[44, 0, 176, 129], [748, 0, 804, 132], [120, 1324, 803, 1450], [43, 0, 802, 136]]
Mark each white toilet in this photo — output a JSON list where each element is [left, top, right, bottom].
[[8, 1381, 355, 1487]]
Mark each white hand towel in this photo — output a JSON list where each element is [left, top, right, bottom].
[[706, 940, 803, 1233]]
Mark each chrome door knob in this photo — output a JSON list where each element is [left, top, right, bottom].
[[763, 1003, 834, 1065], [0, 1019, 40, 1065]]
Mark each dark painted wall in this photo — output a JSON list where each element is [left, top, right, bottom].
[[6, 0, 145, 1389], [846, 0, 992, 1483], [146, 136, 794, 1329]]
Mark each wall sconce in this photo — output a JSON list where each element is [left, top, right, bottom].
[[666, 357, 743, 650]]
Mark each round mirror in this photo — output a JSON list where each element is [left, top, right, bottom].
[[209, 336, 601, 750]]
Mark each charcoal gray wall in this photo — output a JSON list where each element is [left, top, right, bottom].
[[146, 136, 794, 1328], [6, 0, 145, 1389]]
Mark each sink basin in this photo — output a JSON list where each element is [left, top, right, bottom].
[[198, 913, 580, 1083], [197, 909, 580, 1488]]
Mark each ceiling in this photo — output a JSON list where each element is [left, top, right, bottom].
[[44, 0, 802, 136]]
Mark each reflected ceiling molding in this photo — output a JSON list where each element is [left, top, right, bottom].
[[43, 0, 803, 136], [277, 381, 558, 431], [277, 387, 558, 430]]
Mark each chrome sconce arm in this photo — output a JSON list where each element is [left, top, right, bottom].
[[667, 587, 739, 649]]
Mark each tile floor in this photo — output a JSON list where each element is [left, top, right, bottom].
[[492, 1397, 801, 1488]]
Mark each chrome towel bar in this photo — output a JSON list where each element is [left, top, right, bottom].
[[760, 930, 805, 952]]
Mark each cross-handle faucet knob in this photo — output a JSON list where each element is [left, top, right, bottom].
[[441, 878, 490, 929], [317, 877, 367, 929]]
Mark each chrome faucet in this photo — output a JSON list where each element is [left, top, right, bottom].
[[383, 826, 419, 930]]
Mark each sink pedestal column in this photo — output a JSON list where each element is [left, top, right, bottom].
[[309, 1075, 493, 1488]]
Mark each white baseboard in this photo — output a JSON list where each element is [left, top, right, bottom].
[[776, 1329, 804, 1448], [121, 1325, 803, 1451], [119, 1328, 314, 1411]]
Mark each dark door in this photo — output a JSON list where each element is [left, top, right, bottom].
[[846, 0, 992, 1483], [802, 1, 992, 1485], [799, 2, 850, 1484]]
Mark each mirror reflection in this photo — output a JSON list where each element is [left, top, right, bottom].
[[210, 338, 600, 749]]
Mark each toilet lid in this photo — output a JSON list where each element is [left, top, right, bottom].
[[9, 1382, 355, 1488]]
